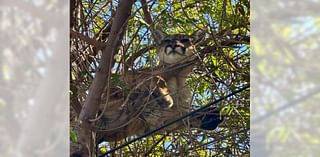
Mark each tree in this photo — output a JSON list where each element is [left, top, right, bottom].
[[251, 1, 320, 156], [70, 0, 249, 156]]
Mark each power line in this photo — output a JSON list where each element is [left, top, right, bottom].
[[99, 84, 249, 157]]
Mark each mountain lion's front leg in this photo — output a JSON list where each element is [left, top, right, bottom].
[[123, 73, 174, 109], [150, 76, 174, 109]]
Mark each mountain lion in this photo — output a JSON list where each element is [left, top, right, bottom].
[[96, 29, 223, 142]]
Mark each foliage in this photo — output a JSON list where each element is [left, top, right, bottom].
[[70, 0, 249, 156], [251, 1, 320, 156]]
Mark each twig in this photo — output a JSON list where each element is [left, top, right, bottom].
[[99, 85, 249, 156]]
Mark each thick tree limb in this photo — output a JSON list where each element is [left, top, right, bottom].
[[75, 1, 135, 156], [70, 0, 77, 29]]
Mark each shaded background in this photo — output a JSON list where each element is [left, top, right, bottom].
[[0, 0, 69, 157], [251, 0, 320, 156]]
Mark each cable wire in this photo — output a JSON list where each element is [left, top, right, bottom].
[[99, 84, 249, 156]]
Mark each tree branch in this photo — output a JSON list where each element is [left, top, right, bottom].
[[141, 0, 153, 25], [70, 30, 105, 50], [124, 46, 153, 72], [75, 1, 135, 156]]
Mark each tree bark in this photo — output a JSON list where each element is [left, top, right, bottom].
[[75, 0, 135, 156]]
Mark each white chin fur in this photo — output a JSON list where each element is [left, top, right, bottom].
[[174, 47, 183, 54], [160, 53, 184, 64], [166, 47, 173, 54], [159, 48, 194, 64]]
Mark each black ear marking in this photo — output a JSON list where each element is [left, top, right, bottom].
[[180, 38, 190, 43], [163, 39, 171, 44]]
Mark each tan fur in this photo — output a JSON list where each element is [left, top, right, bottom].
[[122, 72, 174, 108], [142, 30, 203, 129], [96, 30, 205, 142]]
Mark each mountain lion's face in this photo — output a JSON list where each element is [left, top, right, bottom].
[[155, 30, 204, 64]]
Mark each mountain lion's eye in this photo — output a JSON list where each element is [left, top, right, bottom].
[[180, 39, 190, 43], [163, 39, 171, 43]]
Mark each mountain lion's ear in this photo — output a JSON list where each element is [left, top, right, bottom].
[[191, 30, 206, 44], [153, 29, 166, 45]]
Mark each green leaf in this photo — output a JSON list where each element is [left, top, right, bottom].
[[70, 128, 78, 143]]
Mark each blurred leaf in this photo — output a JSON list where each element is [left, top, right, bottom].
[[303, 133, 320, 144]]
